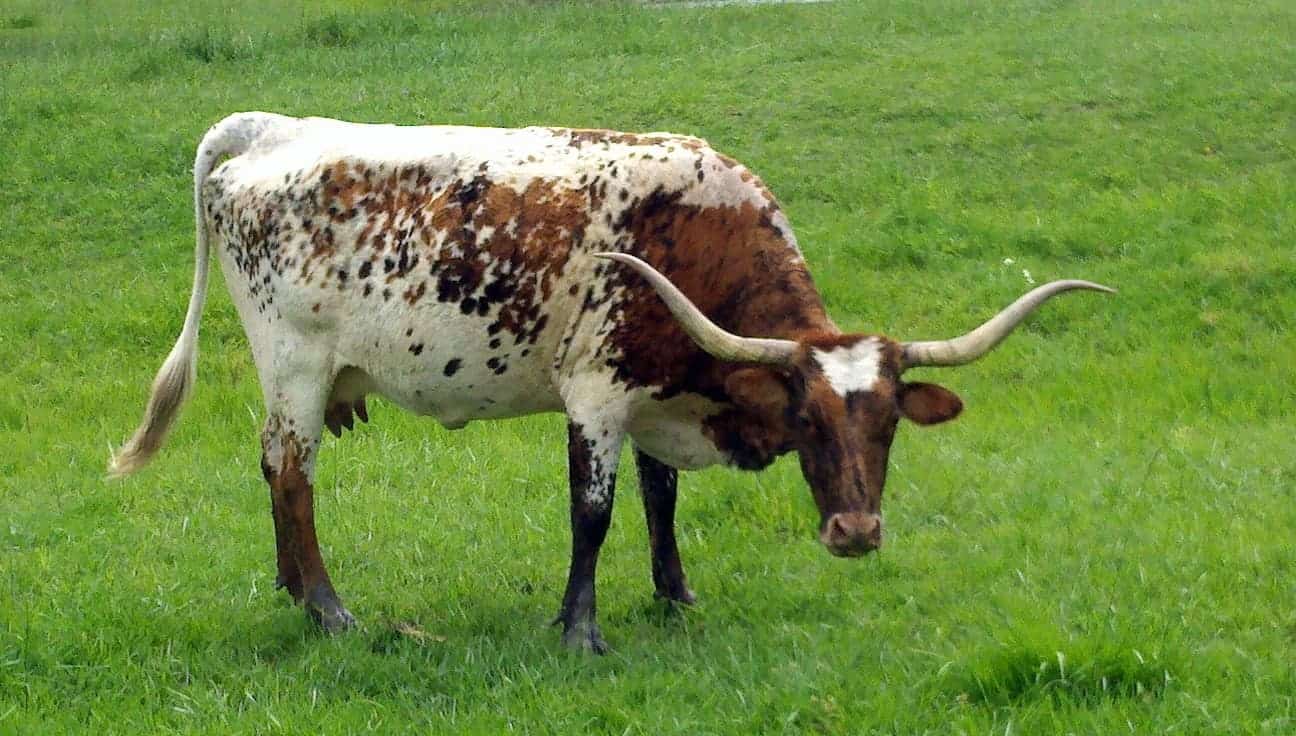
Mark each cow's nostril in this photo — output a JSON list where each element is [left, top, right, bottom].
[[819, 512, 882, 556], [829, 515, 850, 540]]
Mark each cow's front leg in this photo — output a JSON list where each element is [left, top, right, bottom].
[[554, 418, 624, 654], [634, 448, 695, 605]]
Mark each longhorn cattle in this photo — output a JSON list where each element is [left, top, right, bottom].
[[111, 112, 1112, 652]]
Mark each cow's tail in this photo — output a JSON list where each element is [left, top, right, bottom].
[[109, 112, 288, 478]]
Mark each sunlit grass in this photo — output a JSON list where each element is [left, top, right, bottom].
[[2, 0, 1294, 733]]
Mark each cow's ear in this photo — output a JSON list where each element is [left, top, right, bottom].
[[725, 367, 791, 418], [899, 382, 963, 425]]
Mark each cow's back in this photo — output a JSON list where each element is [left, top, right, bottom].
[[202, 116, 824, 428]]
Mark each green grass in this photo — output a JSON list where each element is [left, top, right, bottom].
[[2, 0, 1294, 732]]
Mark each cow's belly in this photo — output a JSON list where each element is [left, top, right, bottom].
[[330, 301, 564, 428], [215, 254, 565, 428]]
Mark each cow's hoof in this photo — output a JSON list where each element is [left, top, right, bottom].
[[654, 585, 697, 607], [305, 590, 357, 634], [560, 621, 609, 655], [308, 603, 358, 634]]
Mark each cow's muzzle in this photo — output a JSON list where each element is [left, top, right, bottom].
[[820, 512, 883, 557]]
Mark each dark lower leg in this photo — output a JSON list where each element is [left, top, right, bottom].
[[267, 445, 355, 633], [555, 420, 616, 653], [262, 454, 301, 599], [555, 503, 611, 653], [635, 449, 695, 605]]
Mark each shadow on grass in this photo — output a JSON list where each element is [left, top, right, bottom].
[[122, 10, 425, 82], [3, 13, 37, 29], [302, 13, 357, 48], [942, 637, 1175, 706], [176, 26, 258, 64]]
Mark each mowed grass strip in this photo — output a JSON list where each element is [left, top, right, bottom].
[[1, 0, 1293, 733]]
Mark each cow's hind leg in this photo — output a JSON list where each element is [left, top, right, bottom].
[[554, 415, 625, 654], [262, 453, 302, 600], [260, 364, 356, 634], [634, 448, 695, 606]]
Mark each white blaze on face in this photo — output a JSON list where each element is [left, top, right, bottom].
[[813, 339, 883, 396]]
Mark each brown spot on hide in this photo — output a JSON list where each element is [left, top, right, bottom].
[[403, 281, 427, 305], [297, 163, 597, 344], [604, 189, 831, 400], [559, 128, 674, 148]]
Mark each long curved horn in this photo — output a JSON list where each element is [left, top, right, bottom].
[[594, 252, 798, 365], [901, 280, 1116, 369]]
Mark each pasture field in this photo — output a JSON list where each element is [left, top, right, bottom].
[[2, 0, 1294, 733]]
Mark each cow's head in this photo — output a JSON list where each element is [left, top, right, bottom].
[[721, 335, 962, 557], [597, 253, 1113, 558]]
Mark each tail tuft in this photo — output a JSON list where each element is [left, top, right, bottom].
[[108, 112, 291, 478], [108, 335, 197, 478]]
